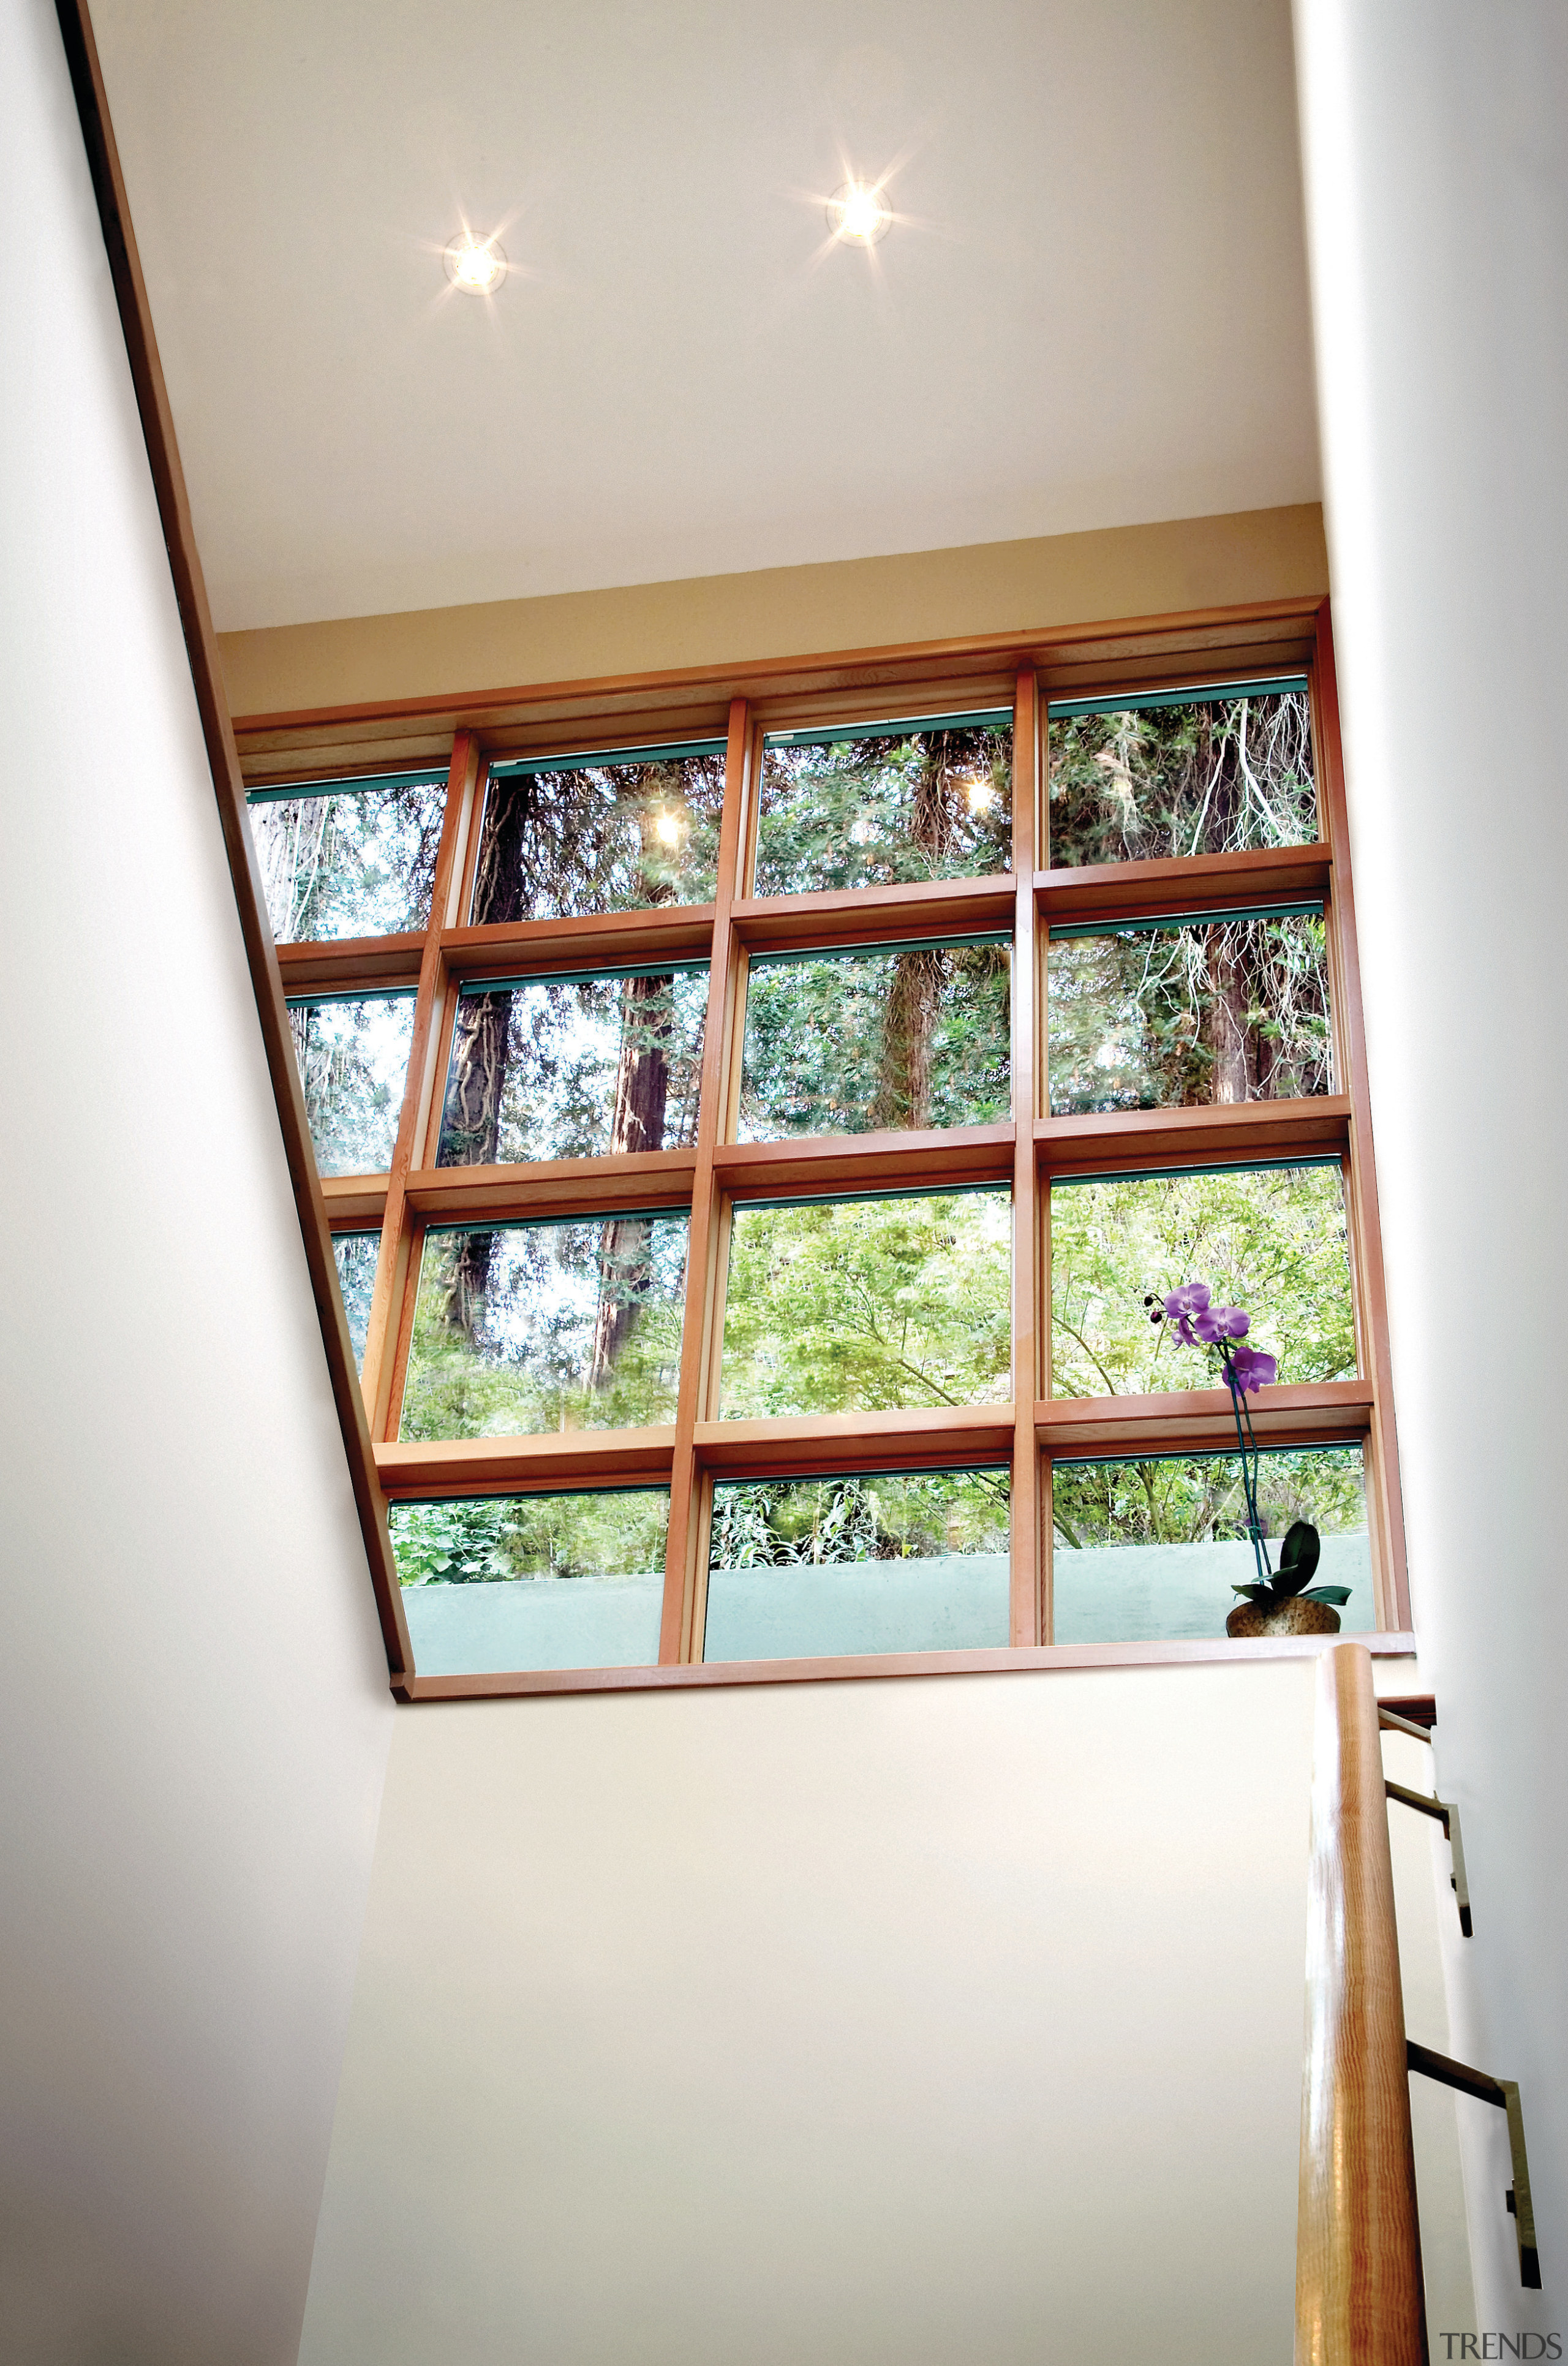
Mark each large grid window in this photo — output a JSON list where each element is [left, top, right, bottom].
[[247, 620, 1406, 1693]]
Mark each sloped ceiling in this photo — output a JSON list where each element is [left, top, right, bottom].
[[92, 0, 1318, 632]]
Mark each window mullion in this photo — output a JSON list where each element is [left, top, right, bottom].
[[660, 698, 752, 1664], [360, 729, 480, 1444]]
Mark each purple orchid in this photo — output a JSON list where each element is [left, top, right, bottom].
[[1144, 1279, 1280, 1590], [1140, 1280, 1346, 1619], [1161, 1281, 1211, 1346], [1227, 1344, 1276, 1393]]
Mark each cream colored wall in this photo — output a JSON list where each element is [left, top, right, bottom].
[[216, 502, 1327, 717], [1295, 0, 1568, 2338], [300, 1659, 1319, 2366], [1, 3, 394, 2358]]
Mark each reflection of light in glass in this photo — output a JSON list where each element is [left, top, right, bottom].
[[444, 235, 507, 295], [966, 778, 997, 815], [826, 181, 892, 246], [654, 810, 684, 847]]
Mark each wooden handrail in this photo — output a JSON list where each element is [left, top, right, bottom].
[[1297, 1642, 1427, 2363]]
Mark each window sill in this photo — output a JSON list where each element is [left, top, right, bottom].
[[396, 1629, 1419, 1703]]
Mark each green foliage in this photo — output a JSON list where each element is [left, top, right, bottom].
[[1049, 1164, 1355, 1399], [710, 1470, 1009, 1568], [251, 780, 445, 942], [399, 1220, 685, 1440], [720, 1190, 1012, 1416], [331, 1231, 379, 1372], [472, 756, 724, 921], [390, 1489, 669, 1586], [438, 971, 707, 1167], [1048, 914, 1332, 1113], [1052, 1446, 1366, 1552], [755, 725, 1012, 895], [739, 941, 1010, 1139], [1047, 694, 1317, 867], [290, 994, 415, 1175]]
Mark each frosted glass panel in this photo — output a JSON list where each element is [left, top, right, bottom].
[[1050, 1446, 1373, 1642], [705, 1471, 1009, 1662], [390, 1490, 668, 1675]]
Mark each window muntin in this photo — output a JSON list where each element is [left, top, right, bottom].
[[704, 1468, 1011, 1661], [288, 991, 416, 1175], [470, 744, 725, 924], [754, 714, 1012, 896], [1046, 682, 1317, 867], [1048, 1162, 1356, 1399], [248, 772, 446, 942], [720, 1189, 1012, 1419], [737, 938, 1011, 1142], [1047, 907, 1332, 1115], [435, 967, 707, 1168], [264, 630, 1400, 1685], [388, 1489, 668, 1674], [1050, 1445, 1374, 1643], [399, 1214, 688, 1440], [331, 1230, 380, 1372]]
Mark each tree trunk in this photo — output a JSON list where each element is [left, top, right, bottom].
[[587, 968, 674, 1385], [1207, 936, 1254, 1103], [870, 948, 940, 1130], [438, 777, 538, 1339]]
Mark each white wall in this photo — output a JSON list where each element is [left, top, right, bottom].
[[300, 1660, 1317, 2366], [0, 2, 394, 2357], [1293, 0, 1568, 2336]]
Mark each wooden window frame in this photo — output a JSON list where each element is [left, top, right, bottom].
[[247, 603, 1413, 1701], [61, 0, 1409, 1704]]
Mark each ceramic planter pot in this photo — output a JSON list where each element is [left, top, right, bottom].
[[1226, 1595, 1342, 1639]]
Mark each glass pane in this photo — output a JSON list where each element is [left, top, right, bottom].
[[1049, 1163, 1355, 1398], [1051, 1445, 1373, 1641], [738, 941, 1011, 1141], [248, 776, 445, 942], [1047, 689, 1317, 867], [436, 969, 707, 1167], [755, 717, 1012, 896], [721, 1189, 1012, 1418], [289, 994, 415, 1176], [470, 750, 723, 923], [1048, 910, 1332, 1114], [400, 1214, 688, 1440], [331, 1231, 379, 1372], [705, 1469, 1010, 1661], [390, 1489, 668, 1674]]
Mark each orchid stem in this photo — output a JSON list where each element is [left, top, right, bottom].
[[1222, 1345, 1272, 1586]]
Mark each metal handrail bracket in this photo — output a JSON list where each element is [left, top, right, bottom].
[[1406, 2040, 1541, 2289], [1379, 1707, 1472, 1937]]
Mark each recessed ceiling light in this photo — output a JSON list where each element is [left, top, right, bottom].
[[826, 181, 891, 246], [443, 235, 507, 296]]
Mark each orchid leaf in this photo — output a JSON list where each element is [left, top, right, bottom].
[[1301, 1585, 1352, 1606], [1277, 1520, 1321, 1581], [1231, 1582, 1270, 1602]]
